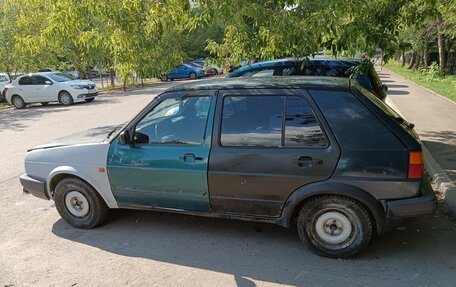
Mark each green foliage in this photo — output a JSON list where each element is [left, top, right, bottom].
[[421, 62, 445, 81]]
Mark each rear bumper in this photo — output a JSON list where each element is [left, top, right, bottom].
[[19, 174, 49, 200], [386, 180, 437, 218]]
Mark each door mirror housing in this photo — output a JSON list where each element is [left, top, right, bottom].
[[382, 84, 388, 92], [45, 80, 53, 85], [119, 130, 132, 145]]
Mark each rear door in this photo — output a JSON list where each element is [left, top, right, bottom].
[[208, 89, 340, 217]]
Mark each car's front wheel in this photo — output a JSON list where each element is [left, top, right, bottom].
[[297, 195, 373, 258], [160, 75, 168, 82], [54, 177, 109, 229], [59, 91, 74, 106], [12, 95, 26, 109], [189, 72, 197, 80]]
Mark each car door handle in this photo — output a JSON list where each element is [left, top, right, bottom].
[[180, 153, 203, 163], [293, 156, 322, 168]]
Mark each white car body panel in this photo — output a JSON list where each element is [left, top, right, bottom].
[[25, 143, 119, 208]]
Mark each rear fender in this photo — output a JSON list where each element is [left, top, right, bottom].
[[278, 181, 386, 234]]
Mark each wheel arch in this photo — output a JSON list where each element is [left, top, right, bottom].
[[278, 181, 386, 235], [58, 89, 72, 97], [47, 166, 118, 208]]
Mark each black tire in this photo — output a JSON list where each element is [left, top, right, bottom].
[[189, 72, 197, 80], [58, 91, 74, 106], [160, 75, 168, 82], [40, 102, 49, 106], [297, 195, 373, 258], [12, 95, 26, 109], [85, 98, 95, 103], [54, 177, 109, 229]]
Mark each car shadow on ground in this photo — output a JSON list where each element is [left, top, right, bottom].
[[387, 89, 410, 96], [385, 84, 409, 89], [0, 98, 120, 131], [51, 205, 456, 286]]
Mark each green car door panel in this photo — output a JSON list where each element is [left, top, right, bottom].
[[107, 92, 216, 211]]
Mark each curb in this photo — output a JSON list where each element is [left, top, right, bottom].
[[383, 71, 456, 218], [422, 145, 456, 218]]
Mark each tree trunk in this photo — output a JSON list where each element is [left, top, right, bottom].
[[401, 50, 406, 67], [413, 53, 421, 70], [123, 80, 126, 92], [437, 20, 447, 72], [423, 45, 429, 68], [408, 51, 416, 69], [110, 70, 115, 88], [141, 77, 144, 87]]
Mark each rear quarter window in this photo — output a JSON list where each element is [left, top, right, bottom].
[[309, 90, 403, 150]]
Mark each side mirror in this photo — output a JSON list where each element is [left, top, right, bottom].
[[119, 130, 131, 145], [382, 84, 388, 92], [45, 80, 53, 85]]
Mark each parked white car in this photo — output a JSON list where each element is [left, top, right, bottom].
[[5, 72, 98, 109], [0, 73, 11, 101]]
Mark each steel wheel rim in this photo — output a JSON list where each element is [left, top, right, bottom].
[[61, 93, 71, 105], [65, 190, 90, 217], [313, 210, 355, 249], [13, 97, 23, 107]]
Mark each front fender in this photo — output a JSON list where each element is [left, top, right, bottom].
[[278, 181, 386, 234], [47, 165, 118, 208]]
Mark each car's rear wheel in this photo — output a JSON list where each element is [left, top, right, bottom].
[[12, 95, 26, 109], [160, 75, 168, 82], [54, 177, 109, 229], [297, 195, 373, 258], [85, 98, 95, 103], [58, 91, 74, 106], [189, 72, 197, 80], [40, 102, 49, 106]]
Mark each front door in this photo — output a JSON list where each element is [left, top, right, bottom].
[[107, 91, 216, 211], [208, 89, 340, 217]]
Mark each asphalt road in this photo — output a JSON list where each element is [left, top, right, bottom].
[[1, 80, 455, 287]]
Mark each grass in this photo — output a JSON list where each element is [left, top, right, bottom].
[[384, 61, 456, 103], [0, 102, 11, 110], [98, 78, 159, 92]]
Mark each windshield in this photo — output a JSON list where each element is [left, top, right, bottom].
[[47, 72, 75, 82]]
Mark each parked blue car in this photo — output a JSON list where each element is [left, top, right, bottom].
[[226, 58, 388, 101], [161, 63, 205, 81]]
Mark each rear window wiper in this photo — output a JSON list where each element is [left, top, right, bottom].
[[394, 116, 415, 129]]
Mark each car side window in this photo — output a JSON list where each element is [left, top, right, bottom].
[[220, 96, 285, 147], [134, 96, 211, 145], [32, 76, 50, 85], [285, 96, 328, 148], [18, 76, 33, 85], [0, 75, 8, 82]]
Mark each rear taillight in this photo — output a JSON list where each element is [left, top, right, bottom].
[[2, 87, 7, 94], [408, 151, 424, 179]]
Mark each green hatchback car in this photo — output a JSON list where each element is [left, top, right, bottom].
[[20, 77, 436, 258]]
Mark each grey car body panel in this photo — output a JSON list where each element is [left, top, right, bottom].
[[29, 124, 122, 151]]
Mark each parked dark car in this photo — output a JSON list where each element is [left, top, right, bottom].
[[20, 77, 435, 258], [226, 58, 388, 101]]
